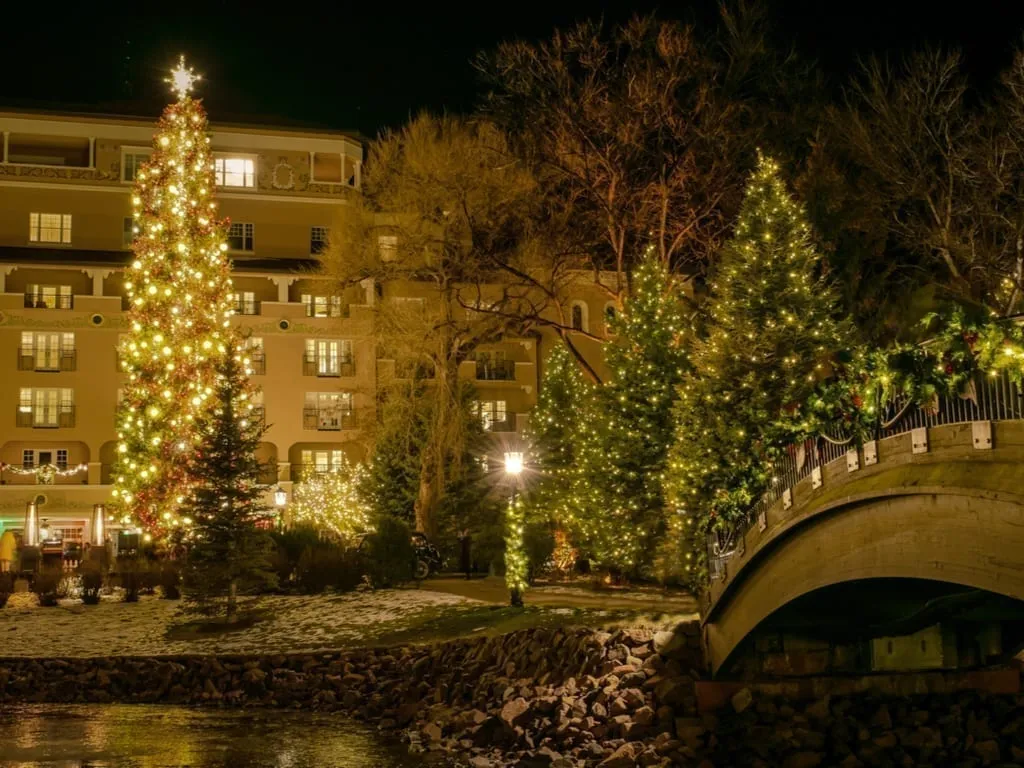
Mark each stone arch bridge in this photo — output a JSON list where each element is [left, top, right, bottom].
[[701, 374, 1024, 676]]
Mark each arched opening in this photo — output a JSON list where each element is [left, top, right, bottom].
[[604, 302, 617, 334], [722, 578, 1024, 679], [1, 440, 90, 486], [288, 442, 366, 482]]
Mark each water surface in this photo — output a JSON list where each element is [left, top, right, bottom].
[[0, 704, 430, 767]]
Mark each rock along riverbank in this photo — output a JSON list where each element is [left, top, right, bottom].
[[3, 623, 1024, 767]]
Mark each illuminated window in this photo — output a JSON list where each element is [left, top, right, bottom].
[[29, 213, 72, 244], [311, 226, 330, 255], [20, 332, 74, 371], [25, 284, 72, 309], [214, 156, 256, 188], [227, 222, 255, 252], [300, 293, 343, 318], [303, 391, 355, 430], [121, 150, 151, 182], [305, 339, 353, 377], [18, 388, 73, 428], [300, 449, 345, 473]]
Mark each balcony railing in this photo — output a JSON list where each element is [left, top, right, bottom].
[[24, 294, 73, 310], [290, 462, 350, 482], [302, 355, 355, 377], [476, 360, 516, 381], [235, 298, 261, 316], [303, 407, 356, 431], [16, 404, 75, 429], [257, 462, 279, 485], [246, 351, 266, 375], [17, 348, 76, 372]]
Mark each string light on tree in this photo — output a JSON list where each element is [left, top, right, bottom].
[[290, 457, 374, 546], [112, 56, 241, 535]]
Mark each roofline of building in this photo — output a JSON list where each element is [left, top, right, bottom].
[[0, 105, 363, 146]]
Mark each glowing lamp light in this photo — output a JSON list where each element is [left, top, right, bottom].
[[504, 452, 524, 476], [274, 487, 287, 507]]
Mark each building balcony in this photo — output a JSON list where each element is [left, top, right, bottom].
[[302, 407, 356, 431], [0, 462, 88, 485], [18, 349, 76, 372], [257, 462, 279, 485], [290, 463, 349, 482], [302, 355, 355, 377], [476, 360, 516, 381], [24, 293, 73, 310], [16, 405, 75, 429]]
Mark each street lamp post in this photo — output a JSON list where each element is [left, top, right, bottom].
[[504, 451, 525, 607]]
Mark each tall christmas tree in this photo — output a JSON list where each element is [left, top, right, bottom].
[[670, 152, 851, 552], [573, 253, 690, 573], [112, 59, 237, 534], [180, 346, 277, 620]]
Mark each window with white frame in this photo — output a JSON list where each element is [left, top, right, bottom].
[[214, 156, 256, 188], [378, 234, 398, 262], [243, 336, 264, 373], [121, 150, 151, 182], [29, 213, 72, 244], [310, 226, 330, 254], [25, 284, 72, 309], [18, 388, 73, 428], [227, 222, 254, 252], [20, 332, 74, 371], [300, 449, 345, 474], [473, 399, 508, 431], [22, 449, 33, 469], [301, 293, 343, 318], [235, 290, 258, 314], [305, 339, 353, 376]]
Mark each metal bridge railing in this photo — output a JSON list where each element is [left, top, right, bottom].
[[708, 369, 1024, 578]]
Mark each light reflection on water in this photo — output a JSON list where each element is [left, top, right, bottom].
[[0, 704, 429, 767]]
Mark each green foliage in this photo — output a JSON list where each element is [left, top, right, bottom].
[[361, 386, 428, 524], [669, 153, 852, 581], [32, 567, 65, 607], [159, 560, 181, 600], [79, 560, 104, 605], [295, 543, 365, 594], [522, 519, 555, 583], [573, 254, 691, 572], [117, 557, 147, 602], [362, 515, 415, 587], [181, 348, 278, 620]]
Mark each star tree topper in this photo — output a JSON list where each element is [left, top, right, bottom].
[[166, 55, 201, 99]]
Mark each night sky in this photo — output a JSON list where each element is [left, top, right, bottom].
[[3, 1, 1024, 138]]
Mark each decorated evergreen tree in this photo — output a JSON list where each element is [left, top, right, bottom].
[[291, 456, 373, 546], [181, 346, 277, 620], [522, 344, 593, 531], [670, 152, 852, 570], [112, 59, 237, 535], [573, 253, 690, 573]]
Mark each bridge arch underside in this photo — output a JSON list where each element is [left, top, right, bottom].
[[705, 489, 1024, 676]]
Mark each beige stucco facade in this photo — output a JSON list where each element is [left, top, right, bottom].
[[0, 109, 614, 547]]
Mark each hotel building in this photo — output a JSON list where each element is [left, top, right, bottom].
[[0, 109, 612, 550]]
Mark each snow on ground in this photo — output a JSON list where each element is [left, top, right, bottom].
[[0, 589, 479, 658]]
